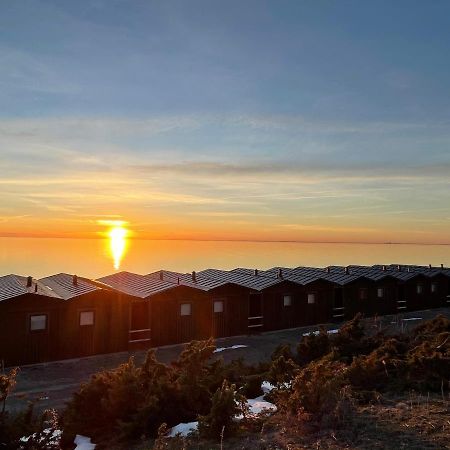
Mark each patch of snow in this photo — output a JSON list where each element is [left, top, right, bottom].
[[213, 344, 248, 353], [302, 329, 339, 337], [261, 381, 275, 394], [168, 381, 278, 438], [235, 395, 278, 420], [20, 428, 61, 445], [168, 421, 198, 437], [247, 396, 277, 415], [74, 434, 96, 450]]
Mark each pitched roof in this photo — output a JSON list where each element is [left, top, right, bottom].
[[0, 275, 28, 302], [371, 264, 449, 278], [147, 270, 232, 291], [234, 266, 363, 286], [0, 274, 60, 302], [97, 271, 176, 298], [348, 265, 431, 281], [288, 266, 364, 285], [39, 273, 100, 300], [198, 268, 283, 291]]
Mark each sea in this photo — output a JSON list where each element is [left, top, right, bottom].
[[0, 238, 448, 279]]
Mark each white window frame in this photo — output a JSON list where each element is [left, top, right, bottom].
[[180, 303, 192, 316], [283, 294, 292, 307], [213, 300, 224, 313], [307, 293, 316, 304], [30, 314, 47, 331], [80, 310, 95, 326]]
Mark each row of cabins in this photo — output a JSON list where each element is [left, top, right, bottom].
[[0, 264, 449, 367]]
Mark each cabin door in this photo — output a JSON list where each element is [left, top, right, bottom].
[[212, 298, 227, 338], [397, 284, 407, 312], [178, 302, 194, 343], [129, 301, 151, 350], [25, 313, 52, 364], [332, 288, 345, 321], [248, 293, 263, 332], [26, 328, 50, 364], [281, 294, 294, 329], [78, 322, 95, 357]]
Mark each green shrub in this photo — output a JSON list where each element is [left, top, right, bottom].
[[18, 409, 61, 450], [271, 343, 294, 361], [267, 355, 298, 386], [347, 337, 407, 391], [331, 313, 366, 359], [198, 380, 245, 439], [63, 338, 250, 443], [288, 357, 350, 422], [297, 327, 331, 365], [412, 315, 450, 339], [242, 374, 263, 398], [1, 368, 18, 415], [0, 402, 59, 450]]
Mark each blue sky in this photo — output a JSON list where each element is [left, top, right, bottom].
[[0, 0, 449, 242]]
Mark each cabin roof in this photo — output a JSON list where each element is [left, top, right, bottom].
[[232, 267, 320, 286], [371, 264, 449, 278], [199, 268, 282, 291], [233, 266, 362, 286], [97, 271, 176, 298], [345, 265, 436, 281], [146, 270, 232, 291], [0, 274, 60, 302], [39, 273, 100, 300], [0, 274, 29, 302], [323, 266, 389, 282]]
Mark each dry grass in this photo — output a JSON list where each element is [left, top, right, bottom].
[[119, 394, 450, 450]]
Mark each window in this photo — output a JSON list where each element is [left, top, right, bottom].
[[180, 303, 192, 316], [416, 284, 423, 294], [213, 300, 224, 313], [30, 314, 47, 331], [377, 288, 384, 298], [359, 288, 368, 300], [283, 295, 292, 307], [431, 283, 437, 293], [80, 311, 95, 326], [307, 293, 316, 304]]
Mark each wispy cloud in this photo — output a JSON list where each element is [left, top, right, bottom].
[[0, 114, 448, 243]]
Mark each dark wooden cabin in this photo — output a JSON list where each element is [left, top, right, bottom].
[[0, 274, 62, 367], [230, 267, 337, 328], [419, 272, 449, 309], [199, 268, 296, 333], [39, 273, 126, 359], [345, 276, 398, 317], [147, 270, 252, 344], [96, 271, 178, 350], [1, 262, 449, 367]]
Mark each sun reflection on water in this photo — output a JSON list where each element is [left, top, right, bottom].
[[97, 220, 130, 270], [109, 226, 128, 270]]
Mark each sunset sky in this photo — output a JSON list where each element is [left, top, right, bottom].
[[1, 1, 449, 244]]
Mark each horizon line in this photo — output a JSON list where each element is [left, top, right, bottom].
[[0, 235, 449, 246]]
